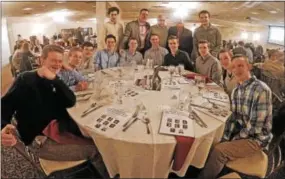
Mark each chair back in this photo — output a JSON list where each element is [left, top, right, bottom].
[[260, 70, 284, 98]]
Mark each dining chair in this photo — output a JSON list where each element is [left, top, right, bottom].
[[219, 172, 241, 179], [225, 150, 268, 178], [260, 70, 284, 98], [10, 120, 103, 179]]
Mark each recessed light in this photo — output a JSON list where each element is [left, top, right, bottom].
[[251, 12, 259, 15], [41, 4, 46, 7], [232, 7, 239, 10], [269, 10, 277, 14], [23, 7, 33, 11]]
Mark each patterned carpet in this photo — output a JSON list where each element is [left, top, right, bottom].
[[1, 141, 108, 179], [1, 146, 42, 178]]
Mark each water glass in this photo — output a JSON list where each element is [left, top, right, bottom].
[[195, 76, 206, 95], [169, 65, 175, 84], [178, 64, 185, 76], [178, 90, 188, 111]]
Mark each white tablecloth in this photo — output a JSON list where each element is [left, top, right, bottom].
[[68, 67, 228, 178]]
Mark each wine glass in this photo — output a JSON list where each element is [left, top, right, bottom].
[[196, 76, 206, 96], [169, 65, 175, 84]]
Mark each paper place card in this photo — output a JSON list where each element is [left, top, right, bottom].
[[202, 91, 229, 103], [159, 109, 195, 137], [162, 79, 181, 89], [86, 107, 132, 136], [193, 107, 231, 123]]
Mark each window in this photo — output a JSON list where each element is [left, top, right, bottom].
[[268, 26, 284, 46]]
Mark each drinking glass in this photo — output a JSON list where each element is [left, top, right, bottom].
[[114, 81, 124, 104], [178, 64, 185, 76], [178, 90, 188, 111], [196, 76, 206, 96], [169, 65, 175, 84]]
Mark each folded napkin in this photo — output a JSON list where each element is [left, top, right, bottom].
[[42, 120, 93, 145], [183, 73, 212, 83], [172, 136, 195, 171]]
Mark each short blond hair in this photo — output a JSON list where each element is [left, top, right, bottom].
[[41, 45, 64, 59]]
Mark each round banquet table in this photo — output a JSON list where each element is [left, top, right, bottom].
[[68, 67, 229, 178]]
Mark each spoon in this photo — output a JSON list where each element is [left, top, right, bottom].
[[141, 117, 151, 134]]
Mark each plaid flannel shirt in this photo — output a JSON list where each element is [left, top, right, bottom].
[[223, 76, 273, 149]]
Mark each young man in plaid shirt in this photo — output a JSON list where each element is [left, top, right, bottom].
[[198, 54, 273, 179]]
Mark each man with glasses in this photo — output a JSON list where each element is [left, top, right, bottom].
[[101, 7, 123, 50], [149, 15, 168, 48], [120, 8, 151, 55], [79, 42, 96, 75]]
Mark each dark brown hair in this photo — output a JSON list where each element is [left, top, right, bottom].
[[167, 35, 178, 41], [218, 48, 233, 60], [108, 7, 120, 15], [140, 8, 149, 14], [105, 34, 116, 43], [198, 40, 209, 46], [198, 10, 211, 18]]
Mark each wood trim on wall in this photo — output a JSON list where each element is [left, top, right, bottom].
[[1, 64, 13, 96]]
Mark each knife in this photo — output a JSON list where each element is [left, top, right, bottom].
[[81, 105, 103, 118], [122, 117, 139, 132], [192, 110, 208, 128]]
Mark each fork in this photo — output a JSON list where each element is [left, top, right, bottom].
[[123, 105, 140, 127]]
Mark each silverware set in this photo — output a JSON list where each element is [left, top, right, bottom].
[[188, 102, 208, 128], [81, 103, 104, 117], [122, 104, 151, 134]]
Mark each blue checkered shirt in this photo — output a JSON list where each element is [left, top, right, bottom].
[[223, 76, 273, 149], [57, 69, 87, 91]]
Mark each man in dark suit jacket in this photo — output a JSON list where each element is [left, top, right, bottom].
[[120, 9, 151, 55], [168, 20, 193, 58]]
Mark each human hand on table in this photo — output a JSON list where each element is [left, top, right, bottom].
[[75, 81, 88, 91]]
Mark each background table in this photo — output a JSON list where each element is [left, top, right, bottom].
[[68, 67, 228, 178]]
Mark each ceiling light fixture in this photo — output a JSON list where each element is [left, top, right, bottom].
[[23, 7, 33, 11], [47, 9, 72, 23], [269, 10, 277, 14], [241, 32, 248, 40], [251, 12, 259, 15], [253, 33, 260, 41], [162, 2, 199, 9]]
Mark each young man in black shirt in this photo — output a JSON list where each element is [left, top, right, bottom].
[[163, 35, 194, 71], [1, 45, 107, 176]]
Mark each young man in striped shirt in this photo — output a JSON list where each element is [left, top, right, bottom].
[[198, 54, 273, 179]]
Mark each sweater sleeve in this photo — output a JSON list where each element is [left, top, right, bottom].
[[1, 76, 22, 129], [51, 76, 76, 108]]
